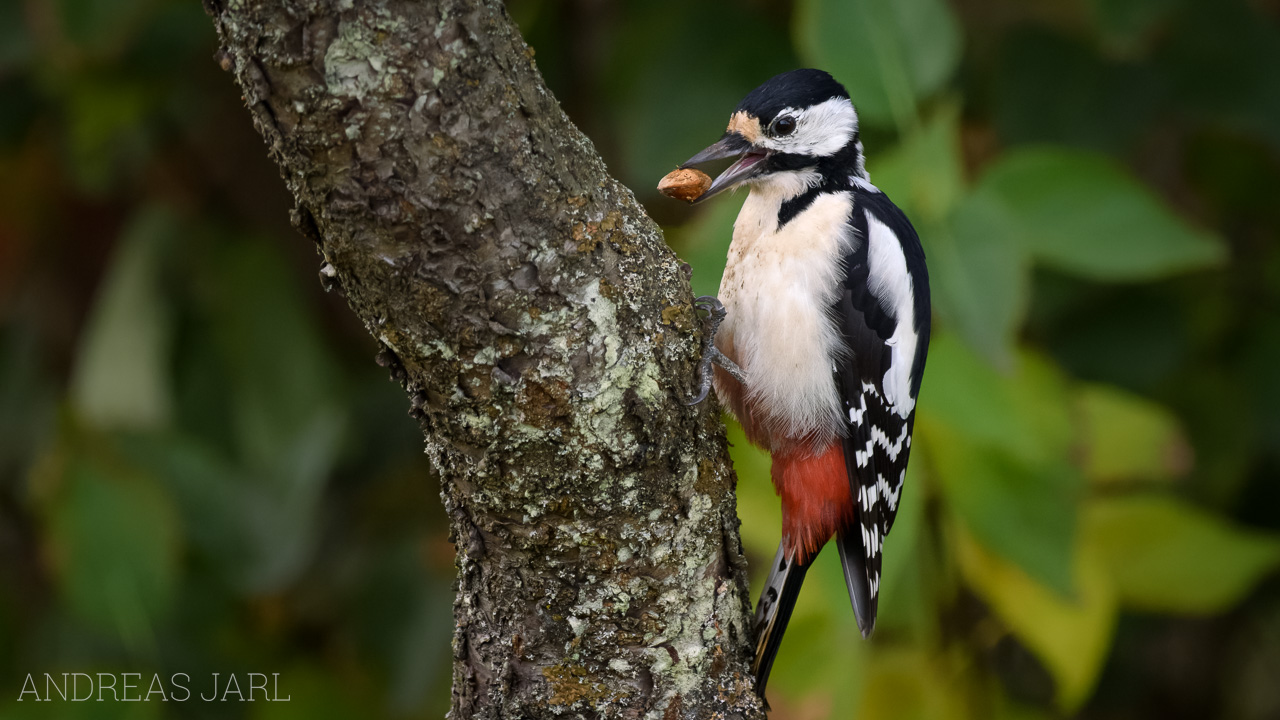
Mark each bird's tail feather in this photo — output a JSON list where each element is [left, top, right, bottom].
[[837, 526, 876, 638], [751, 542, 812, 702]]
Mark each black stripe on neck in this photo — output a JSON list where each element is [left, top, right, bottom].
[[773, 135, 863, 228], [778, 185, 825, 228], [776, 170, 852, 228]]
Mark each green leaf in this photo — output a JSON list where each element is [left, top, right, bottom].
[[921, 334, 1081, 591], [794, 0, 961, 127], [979, 148, 1226, 280], [70, 207, 176, 429], [927, 191, 1029, 367], [1077, 384, 1191, 484], [926, 419, 1081, 594], [955, 526, 1117, 712], [172, 237, 348, 592], [44, 441, 181, 652], [114, 433, 256, 583], [920, 333, 1073, 466], [867, 103, 964, 224], [203, 238, 344, 478], [1086, 495, 1280, 614]]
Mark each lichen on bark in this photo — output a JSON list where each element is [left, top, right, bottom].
[[206, 0, 766, 717]]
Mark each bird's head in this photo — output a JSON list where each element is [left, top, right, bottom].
[[682, 69, 864, 203]]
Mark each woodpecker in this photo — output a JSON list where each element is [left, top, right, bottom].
[[679, 69, 931, 698]]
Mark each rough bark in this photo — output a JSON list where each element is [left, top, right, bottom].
[[205, 0, 765, 718]]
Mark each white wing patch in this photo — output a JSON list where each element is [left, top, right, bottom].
[[865, 210, 920, 418]]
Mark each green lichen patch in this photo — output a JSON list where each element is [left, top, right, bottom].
[[542, 661, 627, 707]]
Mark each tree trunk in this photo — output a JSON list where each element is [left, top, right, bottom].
[[205, 0, 765, 717]]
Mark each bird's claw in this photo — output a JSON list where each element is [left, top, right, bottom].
[[688, 295, 744, 405], [694, 295, 727, 322], [688, 356, 715, 406]]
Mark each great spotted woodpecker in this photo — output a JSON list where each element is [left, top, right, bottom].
[[680, 69, 931, 697]]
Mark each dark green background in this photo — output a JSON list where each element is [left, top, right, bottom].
[[2, 0, 1279, 718]]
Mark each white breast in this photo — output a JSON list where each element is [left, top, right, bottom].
[[717, 177, 855, 444]]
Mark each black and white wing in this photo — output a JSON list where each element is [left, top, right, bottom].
[[832, 181, 931, 637]]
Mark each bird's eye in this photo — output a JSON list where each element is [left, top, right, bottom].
[[772, 116, 797, 136]]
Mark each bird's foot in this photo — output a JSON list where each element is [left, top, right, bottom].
[[689, 295, 745, 405]]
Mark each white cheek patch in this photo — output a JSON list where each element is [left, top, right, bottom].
[[757, 97, 859, 157]]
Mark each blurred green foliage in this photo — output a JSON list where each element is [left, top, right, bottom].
[[2, 0, 1279, 718], [0, 1, 451, 716]]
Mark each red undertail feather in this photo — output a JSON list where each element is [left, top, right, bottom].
[[771, 442, 853, 563]]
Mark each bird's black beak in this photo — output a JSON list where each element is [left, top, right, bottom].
[[681, 132, 768, 203]]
